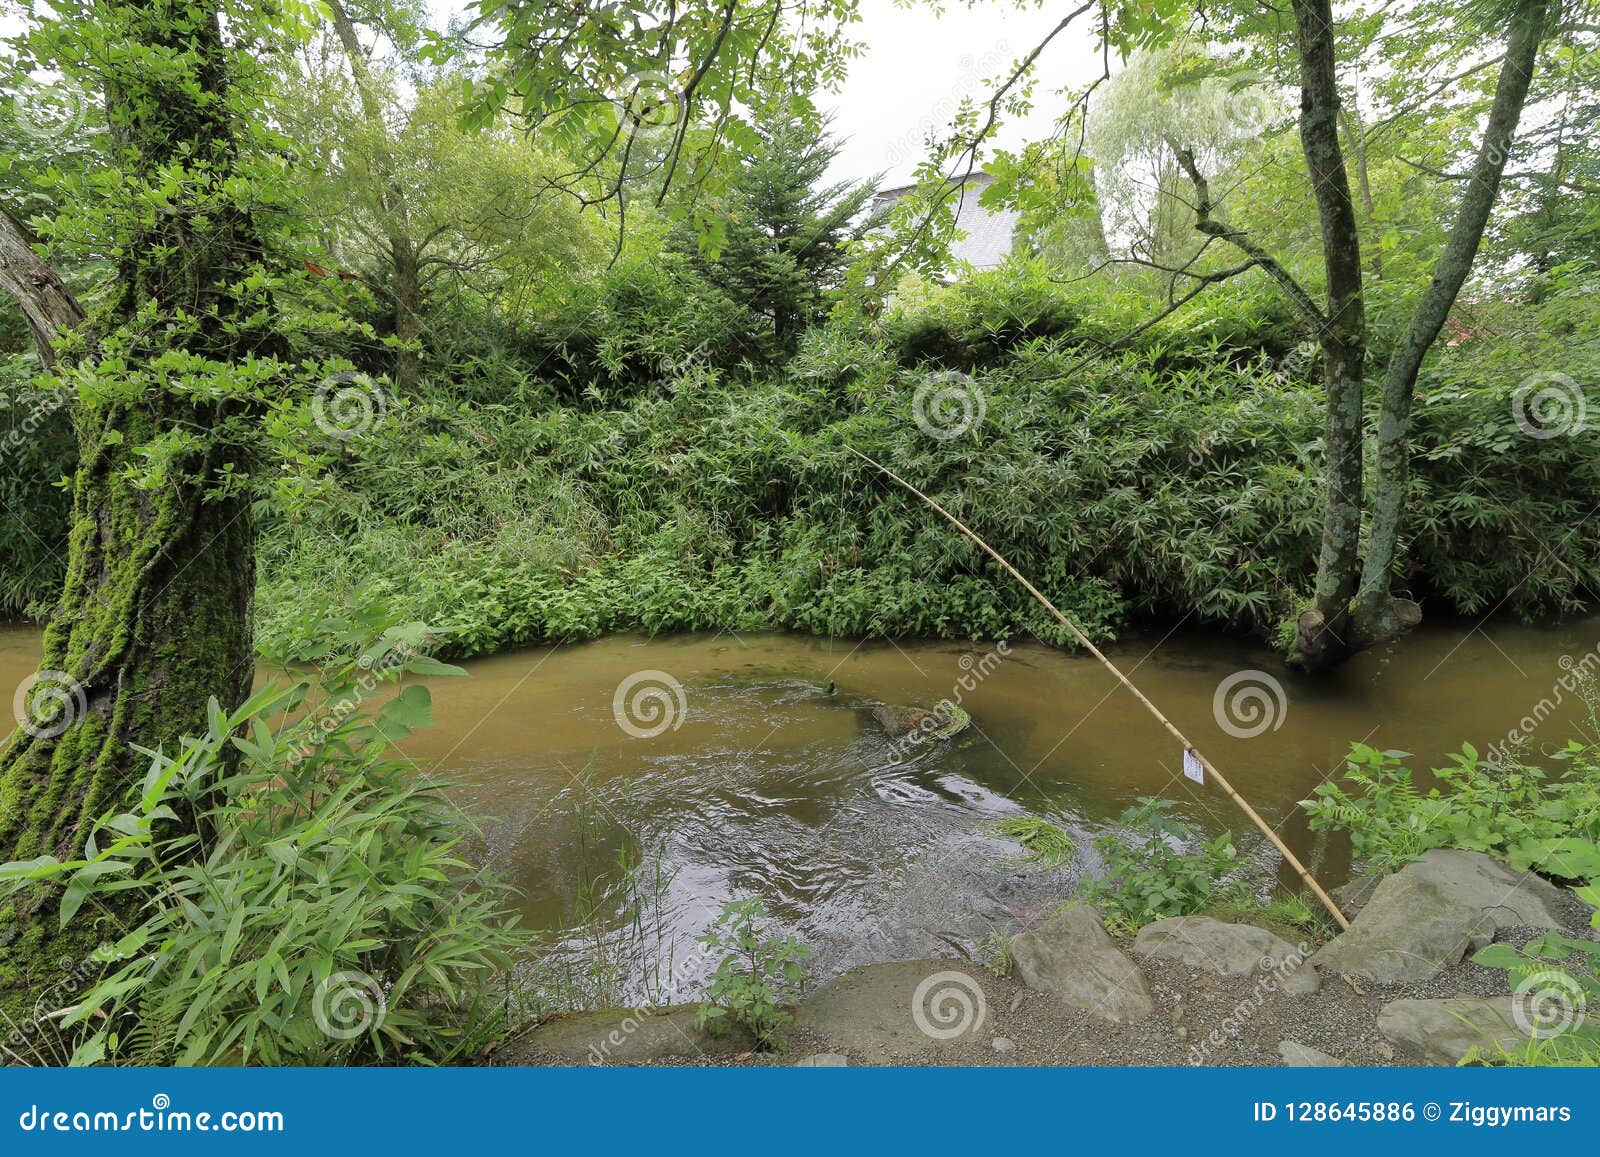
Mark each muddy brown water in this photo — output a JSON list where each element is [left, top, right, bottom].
[[4, 618, 1597, 1005]]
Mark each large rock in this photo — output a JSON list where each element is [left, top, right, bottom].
[[1313, 849, 1567, 983], [504, 1005, 754, 1065], [1332, 874, 1380, 919], [1135, 915, 1320, 995], [794, 960, 996, 1063], [1407, 848, 1568, 924], [1378, 997, 1530, 1065], [1009, 905, 1153, 1023]]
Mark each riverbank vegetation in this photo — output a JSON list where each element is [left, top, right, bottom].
[[2, 0, 1598, 1067], [1, 614, 523, 1064]]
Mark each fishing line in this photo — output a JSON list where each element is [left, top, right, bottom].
[[847, 444, 1349, 930]]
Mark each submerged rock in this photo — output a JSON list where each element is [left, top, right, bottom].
[[1313, 849, 1568, 983], [868, 701, 972, 743], [1009, 905, 1154, 1024], [1134, 915, 1320, 995], [505, 1005, 754, 1065]]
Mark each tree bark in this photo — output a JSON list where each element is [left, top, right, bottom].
[[1353, 0, 1551, 645], [1286, 0, 1369, 674], [0, 1, 257, 872], [0, 206, 84, 369]]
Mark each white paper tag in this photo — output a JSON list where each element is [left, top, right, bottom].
[[1183, 748, 1205, 785]]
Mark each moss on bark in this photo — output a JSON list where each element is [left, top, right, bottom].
[[0, 0, 260, 919]]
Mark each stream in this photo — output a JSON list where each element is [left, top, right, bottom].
[[4, 616, 1598, 1006]]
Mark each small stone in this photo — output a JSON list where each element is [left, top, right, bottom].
[[1008, 992, 1024, 1013], [991, 1037, 1016, 1053], [1333, 874, 1381, 918], [793, 1052, 849, 1067], [1278, 1039, 1346, 1067]]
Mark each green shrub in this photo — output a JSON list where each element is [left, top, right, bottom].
[[1300, 740, 1600, 878], [1080, 798, 1247, 930], [694, 897, 810, 1050], [0, 618, 525, 1065], [245, 269, 1600, 661], [1466, 933, 1600, 1067]]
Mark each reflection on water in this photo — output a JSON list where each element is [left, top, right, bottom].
[[4, 616, 1598, 1004]]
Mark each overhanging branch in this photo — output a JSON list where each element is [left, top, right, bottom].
[[0, 205, 85, 369], [1166, 139, 1327, 330]]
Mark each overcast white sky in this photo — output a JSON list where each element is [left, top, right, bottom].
[[426, 0, 1106, 187], [3, 1, 1104, 188], [813, 1, 1101, 185]]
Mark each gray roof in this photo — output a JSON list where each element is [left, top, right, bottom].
[[873, 173, 1020, 272]]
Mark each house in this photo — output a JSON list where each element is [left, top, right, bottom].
[[871, 171, 1021, 274]]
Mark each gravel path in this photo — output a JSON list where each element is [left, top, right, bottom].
[[500, 918, 1590, 1068]]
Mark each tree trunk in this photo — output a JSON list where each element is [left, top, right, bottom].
[[1353, 0, 1551, 646], [392, 234, 422, 391], [0, 1, 257, 875], [0, 206, 84, 369], [1337, 102, 1382, 278], [1287, 0, 1369, 674]]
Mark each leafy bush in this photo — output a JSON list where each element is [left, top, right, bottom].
[[1080, 798, 1246, 931], [524, 245, 771, 401], [0, 618, 525, 1065], [1466, 933, 1600, 1067], [251, 270, 1600, 662], [1301, 740, 1600, 878], [694, 897, 810, 1050]]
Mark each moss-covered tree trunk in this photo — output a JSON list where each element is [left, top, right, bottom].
[[0, 424, 254, 864], [1286, 0, 1369, 674], [0, 0, 258, 873]]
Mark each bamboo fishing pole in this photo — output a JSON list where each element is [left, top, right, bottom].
[[848, 446, 1349, 930]]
